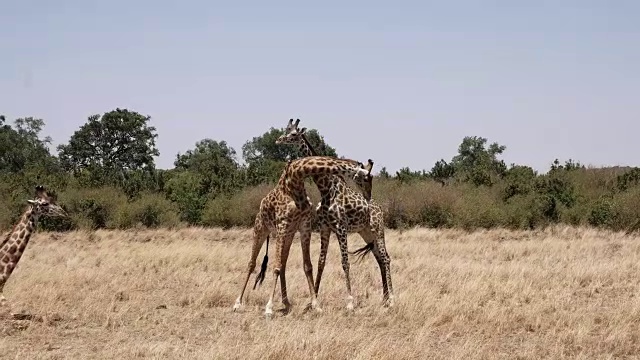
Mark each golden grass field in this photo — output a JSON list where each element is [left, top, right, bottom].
[[1, 226, 640, 359]]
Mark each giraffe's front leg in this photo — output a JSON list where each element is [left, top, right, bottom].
[[278, 230, 296, 314], [314, 226, 331, 295], [299, 217, 321, 313], [265, 222, 287, 318], [336, 228, 355, 312]]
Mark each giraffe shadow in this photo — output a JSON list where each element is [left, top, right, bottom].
[[0, 308, 44, 322], [0, 307, 42, 335]]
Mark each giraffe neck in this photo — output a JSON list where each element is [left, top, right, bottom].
[[280, 157, 362, 195], [299, 135, 318, 157], [297, 134, 337, 193], [0, 207, 37, 291]]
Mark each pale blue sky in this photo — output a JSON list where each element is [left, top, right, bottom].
[[1, 1, 638, 174]]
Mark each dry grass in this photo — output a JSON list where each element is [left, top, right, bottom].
[[2, 226, 640, 359]]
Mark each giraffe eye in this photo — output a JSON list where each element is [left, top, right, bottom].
[[41, 202, 49, 206]]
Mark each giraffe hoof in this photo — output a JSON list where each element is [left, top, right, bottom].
[[345, 295, 355, 311], [233, 296, 243, 310], [264, 302, 274, 317], [387, 297, 395, 308]]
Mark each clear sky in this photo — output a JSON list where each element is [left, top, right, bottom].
[[1, 1, 638, 174]]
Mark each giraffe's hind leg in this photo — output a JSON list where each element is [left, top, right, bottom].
[[374, 228, 394, 307], [265, 219, 294, 317], [355, 228, 393, 307], [300, 216, 321, 312], [233, 219, 270, 312], [277, 233, 295, 314]]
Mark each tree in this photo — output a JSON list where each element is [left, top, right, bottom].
[[549, 158, 585, 174], [450, 136, 507, 186], [0, 116, 58, 174], [394, 167, 427, 183], [378, 167, 391, 179], [428, 159, 455, 186], [164, 171, 208, 225], [57, 108, 159, 186], [503, 164, 537, 200], [174, 139, 244, 196]]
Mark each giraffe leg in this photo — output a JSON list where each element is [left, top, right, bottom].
[[265, 220, 290, 317], [299, 217, 321, 312], [335, 227, 355, 311], [374, 228, 394, 307], [314, 226, 331, 295], [0, 275, 7, 307], [355, 229, 389, 304], [234, 220, 270, 312], [278, 231, 295, 314]]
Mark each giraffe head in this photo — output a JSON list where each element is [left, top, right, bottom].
[[352, 159, 375, 201], [275, 118, 307, 146], [26, 185, 68, 218]]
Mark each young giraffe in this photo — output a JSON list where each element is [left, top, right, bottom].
[[276, 119, 394, 310], [0, 185, 68, 307], [233, 155, 372, 316]]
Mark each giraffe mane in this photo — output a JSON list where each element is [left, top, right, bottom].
[[300, 132, 318, 156]]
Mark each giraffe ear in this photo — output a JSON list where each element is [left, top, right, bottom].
[[27, 199, 38, 205], [366, 159, 374, 175], [299, 127, 307, 133]]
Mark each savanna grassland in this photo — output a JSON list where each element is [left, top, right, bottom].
[[2, 226, 640, 359]]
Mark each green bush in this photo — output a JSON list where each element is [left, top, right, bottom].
[[2, 163, 640, 233], [588, 196, 617, 228], [113, 192, 181, 229], [59, 187, 128, 229]]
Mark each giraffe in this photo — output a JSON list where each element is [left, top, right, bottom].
[[0, 185, 68, 307], [275, 119, 394, 310], [233, 155, 372, 316]]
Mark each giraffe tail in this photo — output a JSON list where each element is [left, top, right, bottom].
[[253, 235, 269, 290], [349, 242, 374, 263]]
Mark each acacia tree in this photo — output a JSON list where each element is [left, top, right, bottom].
[[450, 136, 507, 186], [57, 108, 159, 187]]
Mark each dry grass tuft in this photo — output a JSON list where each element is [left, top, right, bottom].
[[2, 226, 640, 359]]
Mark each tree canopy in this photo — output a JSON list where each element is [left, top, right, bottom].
[[57, 108, 159, 177]]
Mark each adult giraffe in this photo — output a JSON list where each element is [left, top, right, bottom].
[[233, 155, 374, 316], [275, 119, 394, 310]]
